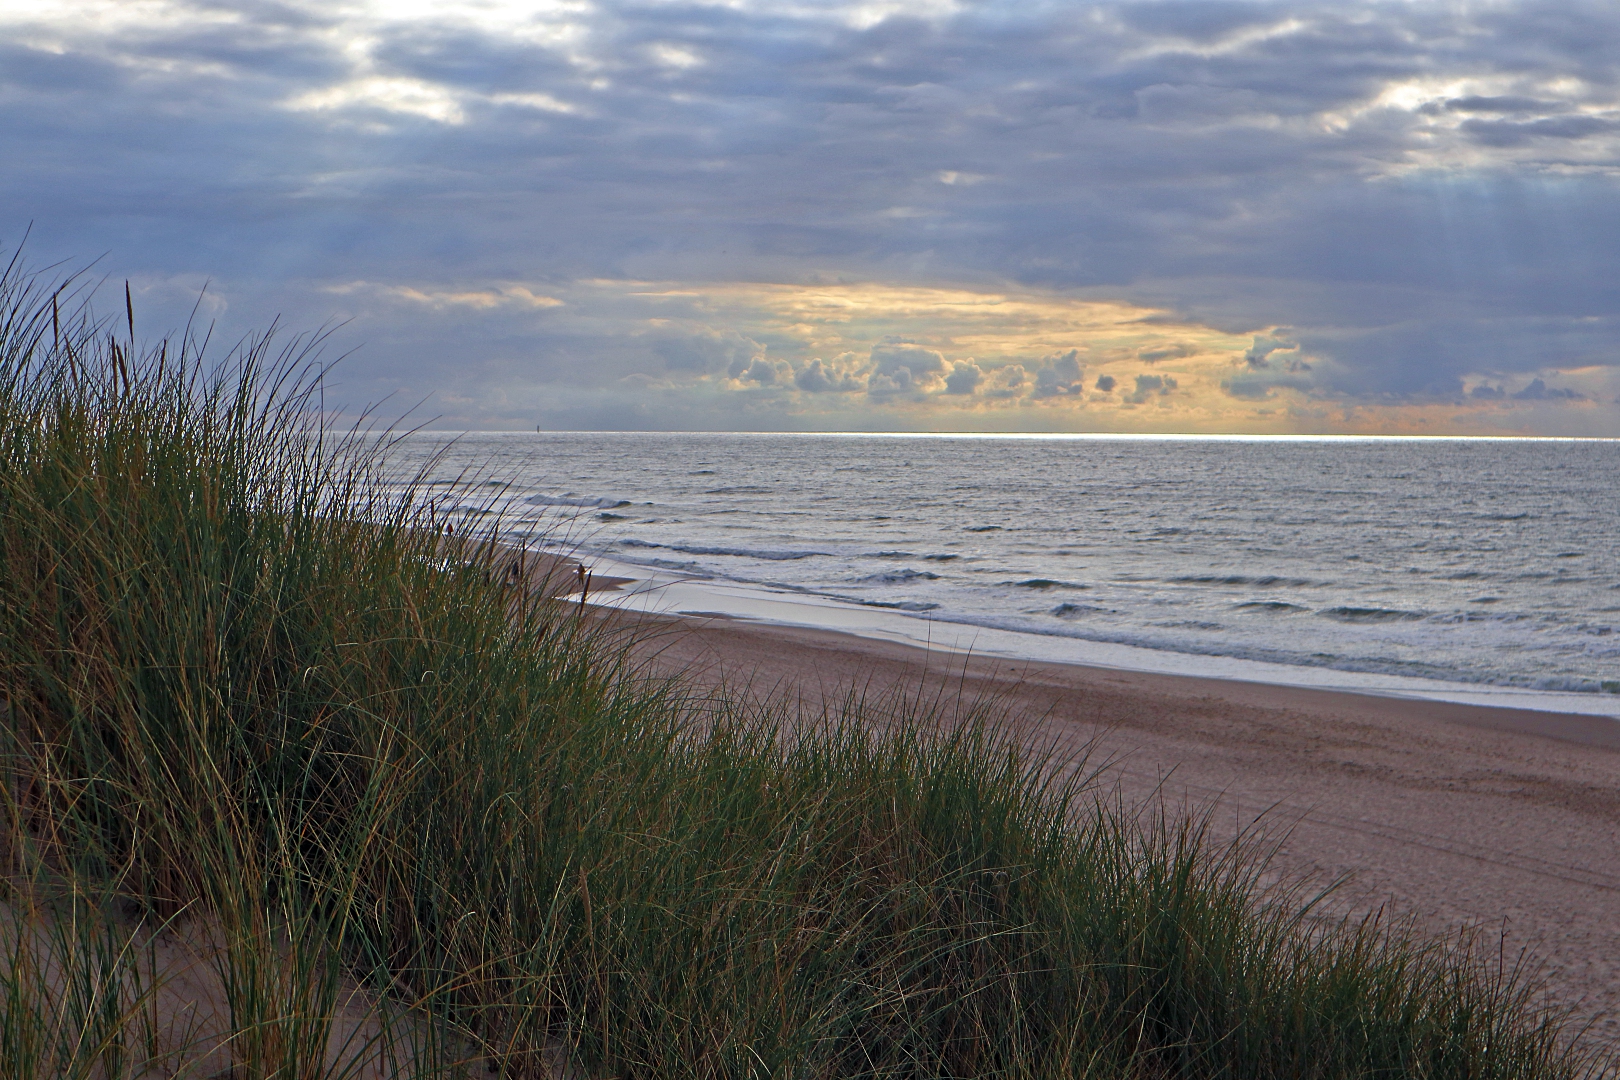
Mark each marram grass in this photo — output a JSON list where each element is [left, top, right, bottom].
[[0, 259, 1605, 1078]]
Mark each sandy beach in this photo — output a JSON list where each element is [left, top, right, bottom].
[[628, 610, 1620, 1046]]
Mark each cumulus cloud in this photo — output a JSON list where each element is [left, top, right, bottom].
[[1123, 373, 1178, 404], [1243, 334, 1300, 371], [867, 343, 948, 397], [984, 364, 1030, 399], [655, 330, 764, 375], [733, 356, 795, 386], [1094, 374, 1116, 392], [1031, 348, 1084, 398], [795, 356, 865, 392], [1512, 377, 1583, 401], [1459, 374, 1588, 404], [1222, 370, 1316, 401], [944, 361, 982, 395], [1221, 329, 1326, 399]]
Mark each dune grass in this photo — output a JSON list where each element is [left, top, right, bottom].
[[0, 258, 1606, 1078]]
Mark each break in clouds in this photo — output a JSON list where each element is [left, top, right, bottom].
[[3, 0, 1620, 432]]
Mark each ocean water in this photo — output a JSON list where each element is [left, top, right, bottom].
[[390, 432, 1620, 707]]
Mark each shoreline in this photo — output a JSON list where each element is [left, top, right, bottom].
[[643, 611, 1620, 750], [626, 608, 1620, 1045]]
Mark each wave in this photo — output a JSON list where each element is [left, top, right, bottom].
[[1051, 602, 1110, 618], [1509, 571, 1592, 585], [1317, 606, 1427, 623], [1233, 600, 1306, 613], [858, 568, 940, 584], [1009, 578, 1088, 591], [1427, 610, 1533, 625], [645, 559, 714, 576], [916, 611, 1600, 691], [860, 599, 941, 612], [703, 485, 774, 495], [526, 493, 631, 509], [1172, 574, 1316, 588], [615, 538, 830, 561]]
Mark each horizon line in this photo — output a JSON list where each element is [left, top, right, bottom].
[[411, 429, 1620, 442]]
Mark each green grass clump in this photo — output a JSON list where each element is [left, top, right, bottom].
[[0, 257, 1604, 1079]]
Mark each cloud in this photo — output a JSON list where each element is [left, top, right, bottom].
[[1137, 342, 1194, 363], [868, 343, 948, 397], [655, 330, 763, 375], [734, 356, 795, 386], [983, 364, 1029, 399], [1221, 369, 1315, 401], [1094, 374, 1116, 392], [326, 281, 563, 310], [795, 356, 865, 392], [1242, 333, 1299, 371], [1123, 373, 1178, 404], [944, 360, 982, 395], [1031, 347, 1084, 398], [3, 0, 1620, 434], [1511, 377, 1583, 401], [1219, 328, 1330, 399]]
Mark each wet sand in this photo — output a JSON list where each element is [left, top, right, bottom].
[[628, 611, 1620, 1045]]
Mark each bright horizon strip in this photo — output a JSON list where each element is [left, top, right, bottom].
[[444, 430, 1620, 442]]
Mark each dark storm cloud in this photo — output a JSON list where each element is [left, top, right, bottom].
[[4, 0, 1620, 424]]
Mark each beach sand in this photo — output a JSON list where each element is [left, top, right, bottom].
[[628, 611, 1620, 1046]]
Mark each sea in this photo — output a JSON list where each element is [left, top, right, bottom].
[[388, 432, 1620, 718]]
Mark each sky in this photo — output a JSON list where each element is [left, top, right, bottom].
[[4, 0, 1619, 434]]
